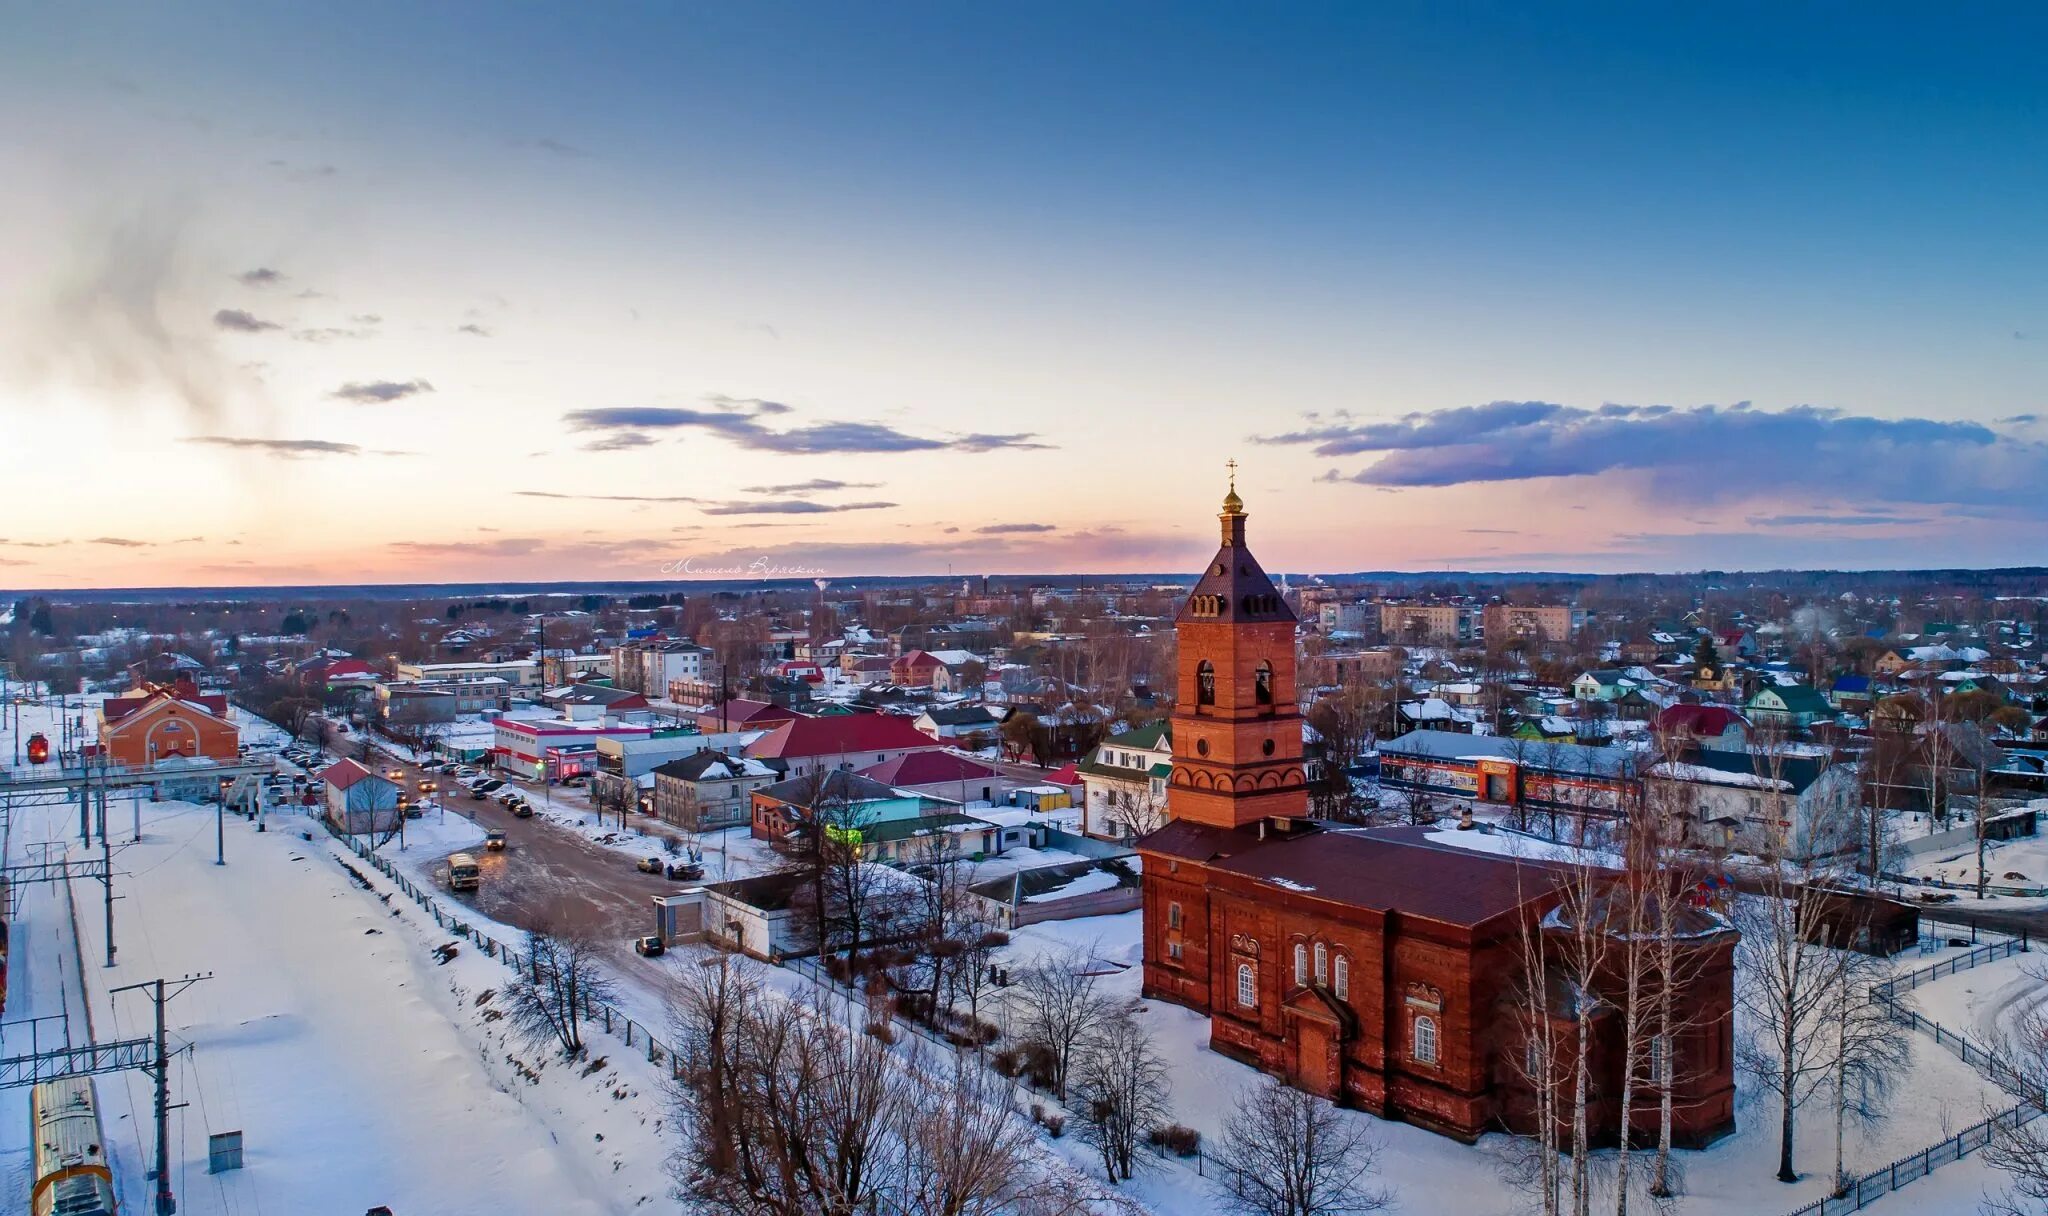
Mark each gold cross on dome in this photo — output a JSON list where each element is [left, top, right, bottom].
[[1226, 458, 1237, 490]]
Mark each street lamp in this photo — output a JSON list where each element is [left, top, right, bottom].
[[215, 776, 230, 865]]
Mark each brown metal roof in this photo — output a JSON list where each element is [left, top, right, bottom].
[[1143, 819, 1573, 929]]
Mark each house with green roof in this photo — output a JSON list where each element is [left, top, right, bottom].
[[1078, 719, 1173, 841], [1745, 682, 1834, 730]]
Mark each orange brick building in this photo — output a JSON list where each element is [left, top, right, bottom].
[[97, 680, 240, 768], [1137, 482, 1736, 1146]]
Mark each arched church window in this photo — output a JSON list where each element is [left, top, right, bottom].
[[1197, 661, 1215, 706], [1255, 661, 1274, 706]]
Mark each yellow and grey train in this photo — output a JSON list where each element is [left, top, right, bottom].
[[30, 1076, 118, 1216]]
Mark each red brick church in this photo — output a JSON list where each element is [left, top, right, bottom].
[[1137, 480, 1736, 1145]]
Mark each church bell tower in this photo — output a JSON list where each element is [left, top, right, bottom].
[[1168, 467, 1307, 829]]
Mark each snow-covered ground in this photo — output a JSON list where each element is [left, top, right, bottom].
[[1911, 950, 2048, 1057], [0, 793, 679, 1214], [0, 693, 2025, 1215], [1909, 831, 2048, 894], [999, 910, 2019, 1216]]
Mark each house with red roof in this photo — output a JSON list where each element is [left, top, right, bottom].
[[857, 750, 1009, 804], [692, 698, 801, 734], [889, 649, 944, 687], [745, 712, 947, 779], [1650, 704, 1749, 754], [320, 758, 402, 835]]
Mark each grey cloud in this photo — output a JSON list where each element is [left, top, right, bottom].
[[517, 491, 701, 503], [581, 431, 655, 452], [976, 523, 1056, 534], [1745, 511, 1928, 528], [10, 207, 237, 423], [564, 402, 1054, 455], [1269, 401, 2036, 509], [741, 479, 883, 495], [457, 323, 493, 337], [213, 308, 281, 333], [89, 537, 150, 547], [700, 500, 897, 516], [952, 432, 1056, 453], [514, 137, 587, 158], [333, 379, 434, 404], [184, 436, 362, 457], [235, 268, 285, 287]]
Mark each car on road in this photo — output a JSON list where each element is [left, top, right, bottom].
[[636, 856, 664, 874], [666, 861, 705, 881], [512, 803, 535, 819], [633, 935, 665, 957], [485, 829, 507, 851], [455, 766, 478, 778]]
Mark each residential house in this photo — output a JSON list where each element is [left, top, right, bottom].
[[912, 704, 1003, 744], [889, 649, 945, 686], [745, 712, 949, 779], [1078, 720, 1173, 840], [1648, 752, 1859, 860], [321, 758, 402, 835], [692, 698, 801, 734], [1571, 670, 1635, 702], [857, 750, 1009, 805], [1650, 704, 1749, 754], [1744, 683, 1834, 731], [651, 750, 780, 830]]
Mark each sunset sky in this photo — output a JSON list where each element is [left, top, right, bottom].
[[3, 4, 2046, 589]]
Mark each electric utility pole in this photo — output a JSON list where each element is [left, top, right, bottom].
[[112, 974, 211, 1216]]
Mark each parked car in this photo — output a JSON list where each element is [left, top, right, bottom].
[[496, 790, 524, 806], [512, 803, 535, 819], [455, 766, 478, 778], [633, 935, 665, 957], [666, 861, 705, 881], [635, 856, 664, 874], [475, 779, 505, 794]]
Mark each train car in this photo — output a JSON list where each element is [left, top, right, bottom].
[[30, 1077, 117, 1216]]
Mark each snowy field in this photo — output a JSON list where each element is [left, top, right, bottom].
[[0, 791, 677, 1214], [998, 911, 2021, 1216]]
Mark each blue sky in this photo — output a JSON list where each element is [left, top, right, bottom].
[[2, 4, 2045, 586]]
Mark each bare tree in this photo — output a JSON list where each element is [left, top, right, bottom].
[[1736, 867, 1858, 1184], [1008, 941, 1107, 1101], [1986, 995, 2048, 1215], [508, 926, 617, 1057], [1825, 949, 1910, 1196], [899, 1058, 1092, 1216], [1210, 1076, 1390, 1216], [1071, 1009, 1172, 1183], [669, 957, 904, 1215]]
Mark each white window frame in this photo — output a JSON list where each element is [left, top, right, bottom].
[[1293, 943, 1308, 987], [1236, 962, 1258, 1009], [1413, 1014, 1439, 1065], [1333, 954, 1349, 1001], [1313, 942, 1328, 985]]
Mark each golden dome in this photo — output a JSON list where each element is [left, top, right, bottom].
[[1221, 458, 1243, 514]]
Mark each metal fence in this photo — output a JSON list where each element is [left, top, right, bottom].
[[320, 819, 679, 1073], [1879, 938, 2027, 998], [1782, 935, 2038, 1215]]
